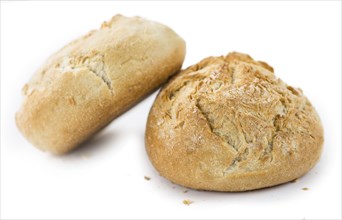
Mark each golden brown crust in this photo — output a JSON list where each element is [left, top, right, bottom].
[[145, 52, 323, 191], [16, 15, 186, 154]]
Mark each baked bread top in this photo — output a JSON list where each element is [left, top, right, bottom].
[[22, 15, 185, 98], [146, 52, 323, 191]]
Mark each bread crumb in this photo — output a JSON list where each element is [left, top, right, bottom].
[[183, 199, 193, 205], [183, 190, 188, 193], [144, 176, 151, 181], [302, 187, 309, 191]]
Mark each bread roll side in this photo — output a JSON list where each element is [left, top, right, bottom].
[[16, 15, 185, 154]]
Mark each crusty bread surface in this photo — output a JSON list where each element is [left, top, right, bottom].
[[16, 15, 186, 154], [146, 52, 323, 191]]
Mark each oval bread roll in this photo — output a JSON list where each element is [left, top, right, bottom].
[[16, 15, 185, 154], [146, 52, 323, 191]]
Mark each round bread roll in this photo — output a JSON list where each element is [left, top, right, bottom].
[[16, 15, 185, 154], [145, 52, 323, 191]]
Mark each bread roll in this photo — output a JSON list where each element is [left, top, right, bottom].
[[16, 15, 185, 154], [146, 52, 323, 191]]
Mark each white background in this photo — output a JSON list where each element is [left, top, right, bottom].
[[1, 1, 341, 219]]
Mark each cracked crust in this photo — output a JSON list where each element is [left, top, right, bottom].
[[145, 52, 324, 191], [16, 15, 185, 154]]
